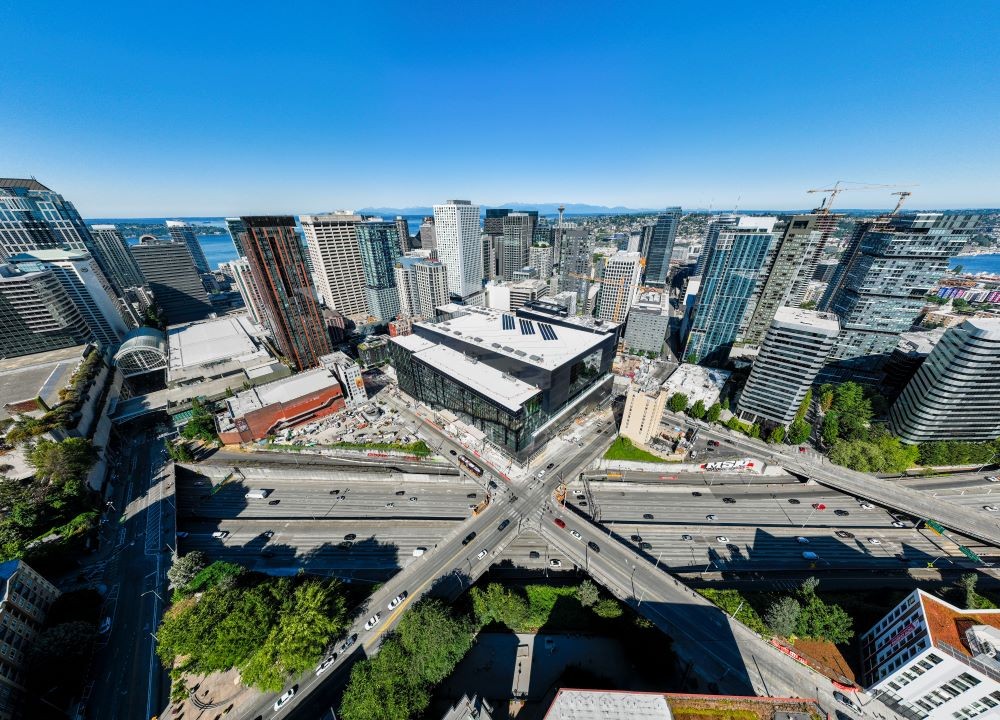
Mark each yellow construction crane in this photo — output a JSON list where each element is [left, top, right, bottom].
[[807, 181, 918, 214]]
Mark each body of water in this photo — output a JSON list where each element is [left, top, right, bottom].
[[951, 253, 1000, 276]]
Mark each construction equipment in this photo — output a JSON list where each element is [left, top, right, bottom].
[[555, 483, 567, 506], [807, 181, 918, 214], [890, 191, 913, 215]]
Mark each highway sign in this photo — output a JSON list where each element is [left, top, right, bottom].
[[959, 545, 983, 563], [924, 519, 946, 535]]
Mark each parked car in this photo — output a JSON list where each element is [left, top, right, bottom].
[[99, 616, 112, 634], [630, 534, 643, 542], [344, 533, 357, 541], [802, 551, 818, 561], [273, 688, 296, 712], [983, 505, 999, 512], [640, 541, 653, 550], [859, 502, 874, 510], [394, 490, 406, 496], [263, 530, 274, 540], [833, 691, 861, 713], [986, 475, 1000, 482], [529, 551, 540, 559], [891, 520, 907, 528], [364, 613, 381, 630]]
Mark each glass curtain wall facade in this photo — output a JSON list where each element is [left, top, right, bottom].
[[356, 221, 403, 322], [643, 207, 682, 287]]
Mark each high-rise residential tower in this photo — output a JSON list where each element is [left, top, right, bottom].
[[528, 243, 553, 280], [225, 217, 247, 257], [889, 318, 1000, 443], [415, 258, 450, 318], [825, 213, 978, 370], [433, 200, 482, 299], [356, 220, 403, 322], [693, 214, 740, 277], [9, 250, 129, 347], [241, 216, 332, 369], [129, 236, 213, 324], [597, 251, 642, 324], [166, 220, 211, 274], [88, 224, 147, 293], [643, 207, 682, 287], [223, 256, 271, 328], [300, 212, 368, 318], [736, 307, 840, 427], [498, 211, 534, 280], [394, 217, 411, 254], [743, 213, 839, 345], [0, 264, 91, 358], [418, 216, 436, 250], [684, 216, 777, 365]]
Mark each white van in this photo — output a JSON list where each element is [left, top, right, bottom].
[[245, 489, 271, 499]]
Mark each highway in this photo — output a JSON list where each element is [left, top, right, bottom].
[[667, 411, 1000, 545]]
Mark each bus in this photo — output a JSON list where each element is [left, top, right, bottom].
[[458, 455, 484, 477]]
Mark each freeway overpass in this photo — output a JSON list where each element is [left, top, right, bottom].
[[667, 411, 1000, 546]]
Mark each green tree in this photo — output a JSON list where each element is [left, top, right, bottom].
[[576, 580, 600, 608], [593, 598, 623, 619], [470, 583, 529, 630], [795, 388, 813, 421], [689, 399, 706, 420], [799, 300, 817, 310], [748, 423, 762, 440], [953, 297, 972, 313], [166, 442, 194, 462], [787, 417, 812, 445], [706, 402, 722, 423], [167, 550, 208, 588], [765, 597, 801, 637], [820, 411, 840, 445], [181, 398, 218, 443], [958, 573, 979, 608], [685, 352, 698, 364], [667, 393, 689, 413], [796, 594, 854, 644], [339, 639, 425, 720], [721, 396, 730, 411], [767, 426, 786, 444], [397, 599, 475, 684], [271, 580, 348, 676], [28, 438, 97, 491], [819, 384, 835, 412]]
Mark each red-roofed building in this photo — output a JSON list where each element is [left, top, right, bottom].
[[860, 589, 1000, 719]]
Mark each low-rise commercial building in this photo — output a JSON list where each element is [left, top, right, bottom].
[[166, 314, 285, 388], [889, 318, 1000, 443], [216, 367, 346, 443], [860, 589, 1000, 719], [357, 334, 391, 368], [0, 560, 60, 719]]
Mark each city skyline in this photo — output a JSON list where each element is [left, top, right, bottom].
[[2, 3, 998, 215]]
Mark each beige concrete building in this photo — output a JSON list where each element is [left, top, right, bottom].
[[300, 213, 369, 318], [621, 383, 668, 445]]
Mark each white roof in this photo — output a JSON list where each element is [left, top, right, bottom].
[[167, 314, 267, 371], [416, 306, 608, 371], [393, 335, 539, 411], [546, 690, 672, 720], [661, 364, 730, 408], [772, 306, 840, 335], [227, 368, 340, 417]]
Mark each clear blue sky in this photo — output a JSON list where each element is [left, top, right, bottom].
[[2, 1, 998, 216]]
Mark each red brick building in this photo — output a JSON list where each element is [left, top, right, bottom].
[[216, 368, 345, 444]]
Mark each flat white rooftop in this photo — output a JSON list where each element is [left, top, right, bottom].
[[226, 367, 340, 417], [661, 364, 730, 408], [772, 306, 840, 335], [392, 334, 539, 411], [545, 689, 671, 720], [167, 314, 267, 371], [416, 306, 608, 371]]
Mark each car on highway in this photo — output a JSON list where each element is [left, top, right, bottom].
[[263, 530, 274, 540], [344, 533, 357, 541], [554, 518, 566, 529], [984, 505, 999, 512], [642, 513, 654, 519], [578, 500, 588, 506], [835, 530, 855, 539], [395, 490, 406, 496], [570, 530, 582, 540], [834, 509, 849, 516], [315, 653, 338, 675], [338, 540, 352, 549], [716, 536, 729, 543], [833, 691, 861, 713], [681, 534, 693, 541], [385, 502, 395, 508], [867, 537, 882, 545], [692, 491, 702, 497], [706, 514, 717, 521], [576, 494, 586, 500], [339, 634, 358, 652], [630, 534, 643, 542], [449, 449, 457, 455], [811, 503, 824, 509], [987, 475, 1000, 482], [462, 532, 477, 545], [364, 613, 381, 630], [726, 543, 740, 553], [330, 489, 340, 495], [796, 536, 809, 544], [412, 547, 426, 556], [639, 541, 653, 550], [588, 541, 600, 552], [722, 497, 736, 504], [787, 498, 800, 505], [859, 502, 874, 510], [268, 499, 280, 506], [891, 520, 907, 528], [387, 591, 408, 610], [476, 548, 489, 560], [273, 687, 296, 712], [802, 551, 818, 561], [211, 531, 229, 539], [547, 462, 556, 469], [549, 559, 562, 568], [529, 551, 540, 559], [336, 495, 347, 500], [488, 480, 498, 489], [707, 440, 720, 447], [409, 496, 418, 502], [498, 519, 511, 531], [99, 616, 112, 634], [466, 493, 477, 499]]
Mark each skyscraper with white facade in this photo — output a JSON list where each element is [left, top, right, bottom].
[[166, 220, 211, 274], [597, 251, 642, 324], [0, 264, 91, 358], [433, 200, 482, 299], [889, 318, 1000, 443], [684, 216, 777, 365], [737, 307, 839, 427], [528, 243, 553, 280], [300, 212, 368, 318], [223, 256, 271, 328], [87, 224, 146, 293]]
